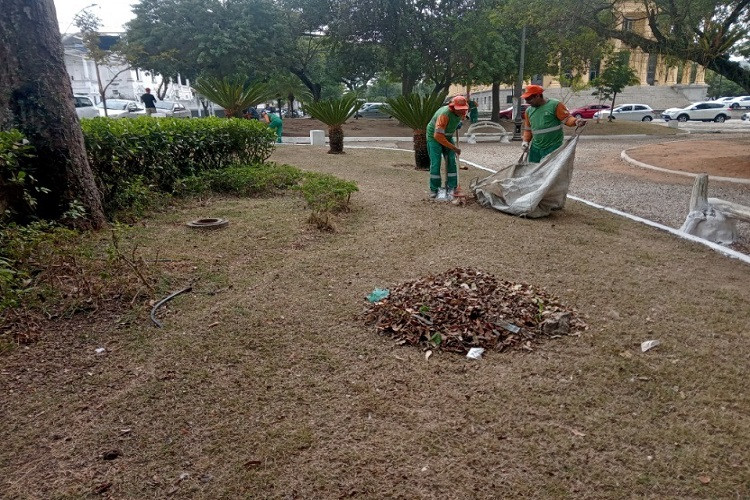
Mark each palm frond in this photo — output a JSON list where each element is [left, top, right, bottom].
[[301, 94, 360, 126], [382, 92, 448, 130], [193, 76, 270, 117]]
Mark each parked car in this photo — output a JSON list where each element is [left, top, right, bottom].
[[569, 104, 610, 119], [74, 95, 98, 119], [725, 95, 750, 109], [154, 100, 191, 118], [354, 102, 390, 118], [593, 104, 655, 121], [661, 101, 731, 122], [97, 99, 145, 118], [497, 103, 530, 120]]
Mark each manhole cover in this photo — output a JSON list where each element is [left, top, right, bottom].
[[186, 218, 229, 229]]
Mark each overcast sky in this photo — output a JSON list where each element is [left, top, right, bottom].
[[54, 0, 136, 33]]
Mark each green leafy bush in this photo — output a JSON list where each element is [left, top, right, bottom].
[[81, 117, 276, 216], [175, 163, 304, 197], [296, 172, 358, 229], [0, 221, 75, 312], [0, 130, 46, 222]]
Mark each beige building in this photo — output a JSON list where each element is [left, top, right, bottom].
[[451, 3, 707, 111]]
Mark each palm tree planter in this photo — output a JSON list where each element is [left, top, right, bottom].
[[382, 92, 447, 170], [302, 95, 359, 154], [193, 76, 270, 118]]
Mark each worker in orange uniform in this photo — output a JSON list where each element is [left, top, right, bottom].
[[426, 95, 469, 199], [521, 85, 585, 162]]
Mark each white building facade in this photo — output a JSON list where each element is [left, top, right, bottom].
[[62, 33, 194, 104]]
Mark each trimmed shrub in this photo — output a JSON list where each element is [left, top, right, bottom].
[[81, 117, 276, 216]]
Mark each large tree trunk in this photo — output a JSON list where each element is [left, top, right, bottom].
[[0, 0, 105, 228], [413, 130, 429, 170]]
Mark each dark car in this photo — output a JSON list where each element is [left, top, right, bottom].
[[569, 104, 611, 119], [498, 104, 530, 120]]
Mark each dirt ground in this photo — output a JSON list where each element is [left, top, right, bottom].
[[626, 138, 750, 178], [1, 141, 749, 498], [283, 116, 414, 137]]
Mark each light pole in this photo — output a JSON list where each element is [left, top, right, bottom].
[[62, 3, 98, 34], [511, 26, 527, 141]]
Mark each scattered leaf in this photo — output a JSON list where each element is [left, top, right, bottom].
[[698, 475, 711, 484]]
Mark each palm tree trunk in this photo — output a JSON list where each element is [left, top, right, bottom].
[[413, 130, 429, 170], [329, 125, 344, 154]]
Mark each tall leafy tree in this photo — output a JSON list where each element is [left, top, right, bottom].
[[591, 51, 640, 120], [0, 0, 105, 227], [506, 0, 750, 92]]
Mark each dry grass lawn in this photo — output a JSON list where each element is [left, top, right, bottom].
[[1, 145, 749, 498]]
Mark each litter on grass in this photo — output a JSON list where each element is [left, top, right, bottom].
[[366, 288, 390, 303], [363, 267, 586, 354], [641, 339, 661, 352], [466, 347, 485, 359]]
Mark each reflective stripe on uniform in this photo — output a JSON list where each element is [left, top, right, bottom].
[[430, 174, 442, 179], [533, 124, 562, 135]]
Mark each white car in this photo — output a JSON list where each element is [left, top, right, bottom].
[[593, 104, 655, 121], [74, 95, 99, 119], [98, 99, 146, 118], [661, 101, 731, 122], [725, 95, 750, 109]]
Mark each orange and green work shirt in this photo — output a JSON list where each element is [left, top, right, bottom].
[[426, 106, 463, 192], [522, 98, 576, 161]]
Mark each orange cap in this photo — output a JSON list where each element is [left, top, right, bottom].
[[520, 84, 544, 99], [449, 95, 469, 111]]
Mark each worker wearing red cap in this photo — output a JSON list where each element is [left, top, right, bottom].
[[521, 85, 585, 162], [426, 95, 469, 198]]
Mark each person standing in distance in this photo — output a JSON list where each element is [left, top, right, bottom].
[[521, 85, 585, 162], [140, 87, 158, 116], [426, 95, 469, 199]]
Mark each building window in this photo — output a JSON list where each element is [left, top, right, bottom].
[[623, 18, 634, 31], [589, 60, 601, 81]]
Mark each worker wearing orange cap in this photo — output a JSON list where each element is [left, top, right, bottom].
[[521, 85, 585, 162], [426, 95, 469, 199]]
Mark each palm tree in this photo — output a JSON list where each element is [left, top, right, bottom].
[[301, 94, 359, 154], [382, 92, 447, 170], [193, 76, 269, 118]]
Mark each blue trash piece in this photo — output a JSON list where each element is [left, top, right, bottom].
[[366, 288, 390, 302]]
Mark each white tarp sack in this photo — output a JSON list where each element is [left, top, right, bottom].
[[471, 135, 579, 218], [679, 206, 737, 244]]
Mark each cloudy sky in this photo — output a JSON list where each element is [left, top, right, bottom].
[[53, 0, 135, 33]]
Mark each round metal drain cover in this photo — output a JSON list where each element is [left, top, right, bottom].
[[186, 218, 229, 229]]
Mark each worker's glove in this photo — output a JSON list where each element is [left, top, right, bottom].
[[575, 118, 586, 127], [454, 147, 462, 156], [521, 141, 529, 151]]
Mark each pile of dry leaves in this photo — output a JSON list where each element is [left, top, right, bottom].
[[363, 267, 586, 354]]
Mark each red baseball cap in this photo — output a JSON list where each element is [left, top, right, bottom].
[[449, 95, 469, 110], [520, 84, 544, 99]]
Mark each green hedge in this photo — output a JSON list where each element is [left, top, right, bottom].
[[81, 117, 276, 214]]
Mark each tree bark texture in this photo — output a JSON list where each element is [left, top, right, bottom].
[[328, 125, 344, 154], [413, 130, 429, 170], [0, 0, 106, 227]]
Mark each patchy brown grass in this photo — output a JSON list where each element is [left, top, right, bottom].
[[1, 148, 748, 498]]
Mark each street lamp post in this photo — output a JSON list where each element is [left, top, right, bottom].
[[511, 26, 527, 141], [62, 3, 98, 34]]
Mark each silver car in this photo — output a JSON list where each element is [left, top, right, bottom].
[[593, 104, 656, 121], [74, 95, 99, 119], [154, 100, 191, 118]]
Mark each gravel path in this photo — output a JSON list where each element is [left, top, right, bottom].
[[353, 135, 750, 254]]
